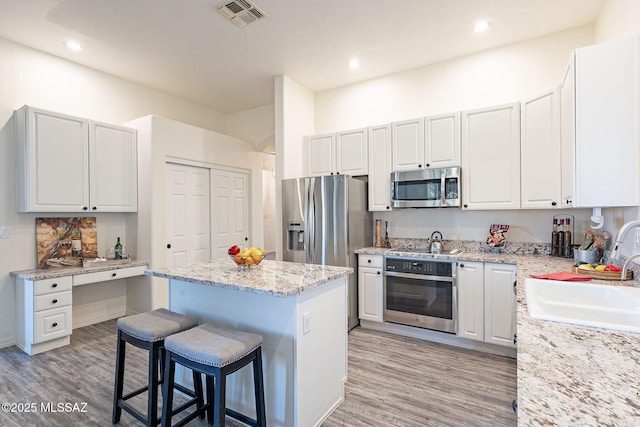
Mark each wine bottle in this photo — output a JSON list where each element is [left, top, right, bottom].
[[115, 237, 123, 260], [564, 218, 572, 257], [71, 225, 82, 257], [551, 218, 559, 256], [558, 219, 566, 257]]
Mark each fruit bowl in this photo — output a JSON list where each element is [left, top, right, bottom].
[[230, 253, 264, 268], [228, 245, 266, 269]]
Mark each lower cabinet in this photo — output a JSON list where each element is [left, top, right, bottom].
[[457, 261, 516, 348], [15, 265, 147, 355], [16, 276, 73, 355], [357, 255, 383, 322]]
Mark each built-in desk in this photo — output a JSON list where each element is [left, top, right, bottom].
[[12, 260, 147, 355]]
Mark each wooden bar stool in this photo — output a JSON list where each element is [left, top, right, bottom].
[[161, 322, 266, 427], [112, 308, 202, 426]]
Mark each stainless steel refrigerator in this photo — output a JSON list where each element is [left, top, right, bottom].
[[282, 175, 372, 330]]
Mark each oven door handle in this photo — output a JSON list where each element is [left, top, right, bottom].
[[384, 270, 454, 282]]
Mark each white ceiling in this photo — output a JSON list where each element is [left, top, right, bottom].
[[0, 0, 603, 114]]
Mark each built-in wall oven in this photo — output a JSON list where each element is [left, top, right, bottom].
[[383, 256, 457, 333]]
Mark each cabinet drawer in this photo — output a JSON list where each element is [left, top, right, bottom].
[[73, 265, 146, 286], [358, 255, 383, 268], [34, 276, 73, 296], [34, 290, 72, 312], [34, 306, 72, 343]]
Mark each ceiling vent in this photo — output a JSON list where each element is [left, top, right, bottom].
[[217, 0, 268, 28]]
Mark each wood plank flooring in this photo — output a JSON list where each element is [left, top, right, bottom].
[[0, 320, 516, 426]]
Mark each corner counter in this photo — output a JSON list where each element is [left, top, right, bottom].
[[146, 259, 352, 427], [355, 246, 640, 425]]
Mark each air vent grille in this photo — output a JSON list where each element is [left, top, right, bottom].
[[217, 0, 268, 28]]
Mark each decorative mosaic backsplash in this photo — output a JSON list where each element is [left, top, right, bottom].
[[36, 217, 98, 268], [387, 237, 551, 256]]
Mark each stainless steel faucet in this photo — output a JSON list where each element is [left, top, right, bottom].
[[609, 220, 640, 260], [622, 253, 640, 279]]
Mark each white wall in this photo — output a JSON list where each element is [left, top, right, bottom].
[[308, 26, 597, 243], [227, 104, 275, 152], [0, 37, 262, 347]]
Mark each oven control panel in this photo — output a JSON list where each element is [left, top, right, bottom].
[[385, 258, 453, 277]]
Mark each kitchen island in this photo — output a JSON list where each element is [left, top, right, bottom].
[[145, 258, 353, 427]]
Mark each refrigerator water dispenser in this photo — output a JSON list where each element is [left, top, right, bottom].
[[288, 221, 304, 251]]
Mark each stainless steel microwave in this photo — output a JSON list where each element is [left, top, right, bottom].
[[391, 167, 461, 208]]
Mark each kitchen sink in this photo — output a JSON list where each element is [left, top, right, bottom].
[[525, 278, 640, 333]]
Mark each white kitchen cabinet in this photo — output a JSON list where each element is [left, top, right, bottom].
[[368, 124, 392, 211], [89, 121, 138, 212], [306, 129, 368, 176], [16, 276, 73, 355], [392, 118, 424, 171], [461, 103, 521, 210], [357, 255, 383, 322], [14, 106, 138, 213], [561, 36, 640, 207], [14, 264, 147, 355], [521, 87, 561, 209], [456, 261, 484, 342], [484, 263, 517, 348], [457, 261, 516, 349], [425, 112, 461, 168], [560, 56, 576, 208]]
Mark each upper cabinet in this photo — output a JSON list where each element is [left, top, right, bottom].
[[392, 113, 461, 171], [461, 103, 521, 210], [306, 128, 368, 176], [562, 36, 639, 208], [521, 87, 561, 209], [425, 112, 461, 168], [368, 124, 393, 211], [15, 105, 138, 213], [391, 118, 424, 170]]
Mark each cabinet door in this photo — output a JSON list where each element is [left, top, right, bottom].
[[574, 36, 639, 207], [368, 124, 392, 211], [484, 263, 516, 348], [336, 128, 368, 175], [15, 106, 89, 212], [425, 112, 461, 168], [358, 266, 383, 322], [521, 87, 561, 209], [392, 118, 424, 171], [89, 121, 138, 212], [560, 56, 576, 208], [461, 103, 521, 210], [306, 133, 334, 176], [456, 261, 484, 342]]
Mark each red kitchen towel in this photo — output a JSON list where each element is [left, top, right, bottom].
[[529, 272, 592, 281]]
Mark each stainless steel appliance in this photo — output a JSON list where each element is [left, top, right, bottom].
[[391, 166, 461, 208], [383, 256, 457, 333], [282, 175, 372, 330]]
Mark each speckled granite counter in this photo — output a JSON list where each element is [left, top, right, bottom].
[[11, 259, 148, 280], [145, 258, 353, 297], [356, 246, 640, 425]]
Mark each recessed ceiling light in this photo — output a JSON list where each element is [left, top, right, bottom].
[[472, 20, 491, 33], [63, 40, 84, 52], [349, 58, 360, 70]]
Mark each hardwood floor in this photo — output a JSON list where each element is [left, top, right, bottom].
[[0, 320, 516, 426]]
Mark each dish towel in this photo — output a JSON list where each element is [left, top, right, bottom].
[[529, 272, 592, 281]]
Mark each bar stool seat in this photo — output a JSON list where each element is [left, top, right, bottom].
[[161, 322, 266, 427], [112, 308, 202, 426]]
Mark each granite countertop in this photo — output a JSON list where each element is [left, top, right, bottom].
[[356, 246, 640, 425], [145, 258, 353, 297], [11, 259, 149, 280]]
